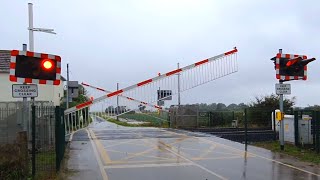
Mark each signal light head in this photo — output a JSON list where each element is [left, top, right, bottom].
[[42, 59, 54, 70], [285, 57, 302, 67]]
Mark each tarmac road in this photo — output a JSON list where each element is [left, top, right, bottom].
[[66, 116, 320, 180]]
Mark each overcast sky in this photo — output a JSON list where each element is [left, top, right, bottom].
[[1, 0, 319, 107]]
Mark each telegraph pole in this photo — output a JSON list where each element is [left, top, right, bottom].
[[278, 49, 285, 151]]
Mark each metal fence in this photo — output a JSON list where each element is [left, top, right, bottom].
[[0, 107, 28, 179], [0, 107, 23, 144], [0, 104, 67, 179], [169, 106, 277, 143], [242, 108, 276, 144], [30, 105, 67, 179], [31, 106, 56, 179], [64, 107, 90, 135], [293, 110, 320, 153]]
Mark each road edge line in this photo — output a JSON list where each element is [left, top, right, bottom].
[[86, 129, 109, 180]]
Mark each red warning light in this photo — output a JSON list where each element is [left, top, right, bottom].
[[286, 57, 301, 67], [42, 59, 53, 70]]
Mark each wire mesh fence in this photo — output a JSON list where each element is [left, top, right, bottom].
[[0, 104, 67, 179], [292, 110, 320, 153], [242, 108, 276, 144], [168, 106, 277, 144], [0, 107, 29, 179], [31, 106, 56, 179]]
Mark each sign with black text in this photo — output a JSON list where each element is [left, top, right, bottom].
[[275, 83, 291, 95], [12, 84, 38, 98]]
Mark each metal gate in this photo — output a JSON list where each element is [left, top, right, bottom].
[[64, 48, 238, 133]]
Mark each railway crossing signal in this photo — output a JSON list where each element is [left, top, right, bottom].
[[271, 49, 316, 151], [271, 53, 316, 81], [9, 50, 61, 85]]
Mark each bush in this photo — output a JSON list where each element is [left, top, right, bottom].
[[0, 144, 28, 179]]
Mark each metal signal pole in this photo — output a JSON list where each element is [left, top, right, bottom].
[[66, 64, 69, 109], [177, 63, 181, 107], [22, 44, 28, 131], [28, 3, 34, 51], [279, 49, 285, 150], [28, 3, 56, 51], [117, 83, 119, 120]]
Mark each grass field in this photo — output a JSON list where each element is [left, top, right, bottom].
[[100, 112, 169, 128], [254, 141, 320, 165]]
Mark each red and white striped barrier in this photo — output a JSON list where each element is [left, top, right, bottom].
[[81, 82, 164, 110], [9, 50, 61, 85], [275, 53, 307, 81], [65, 48, 238, 114]]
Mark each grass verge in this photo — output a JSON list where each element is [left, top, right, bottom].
[[254, 141, 320, 164]]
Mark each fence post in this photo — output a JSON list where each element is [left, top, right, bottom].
[[294, 111, 299, 147], [221, 112, 224, 126], [316, 111, 320, 153], [55, 106, 60, 171], [208, 112, 211, 127], [83, 109, 87, 126], [244, 108, 248, 151], [31, 105, 36, 177]]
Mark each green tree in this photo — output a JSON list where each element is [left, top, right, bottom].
[[216, 103, 226, 110], [304, 105, 320, 111], [250, 94, 295, 111], [60, 85, 90, 109]]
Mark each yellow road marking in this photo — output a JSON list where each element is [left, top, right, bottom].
[[110, 136, 190, 163], [165, 129, 320, 177], [198, 144, 217, 158], [121, 146, 158, 161], [104, 162, 193, 169], [86, 129, 109, 180], [104, 139, 139, 148], [105, 149, 175, 161], [88, 129, 112, 164], [197, 135, 320, 177], [180, 147, 202, 151], [108, 159, 186, 165], [158, 140, 228, 180]]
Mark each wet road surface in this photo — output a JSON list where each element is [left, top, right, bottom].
[[67, 116, 320, 180]]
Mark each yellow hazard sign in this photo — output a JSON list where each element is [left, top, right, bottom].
[[276, 111, 284, 121]]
